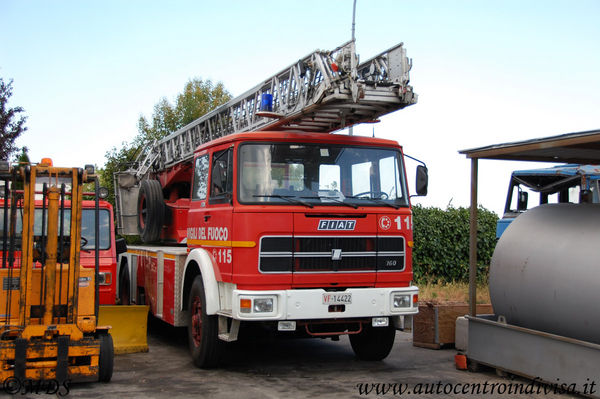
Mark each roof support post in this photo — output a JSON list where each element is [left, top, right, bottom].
[[469, 158, 478, 317]]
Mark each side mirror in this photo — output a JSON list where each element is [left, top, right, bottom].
[[580, 189, 593, 203], [115, 237, 127, 257], [517, 191, 528, 211], [415, 165, 428, 196]]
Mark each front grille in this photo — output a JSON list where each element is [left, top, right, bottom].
[[296, 255, 374, 271], [296, 237, 372, 252], [259, 236, 405, 273]]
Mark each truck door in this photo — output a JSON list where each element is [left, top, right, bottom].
[[190, 147, 234, 282]]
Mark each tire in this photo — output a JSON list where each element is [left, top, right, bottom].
[[187, 276, 222, 368], [98, 333, 114, 382], [138, 179, 165, 243], [349, 324, 396, 361], [119, 266, 131, 306]]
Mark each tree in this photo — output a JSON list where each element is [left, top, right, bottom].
[[16, 146, 30, 164], [100, 143, 139, 205], [137, 78, 231, 142], [175, 79, 230, 127], [0, 78, 28, 160], [101, 77, 232, 205]]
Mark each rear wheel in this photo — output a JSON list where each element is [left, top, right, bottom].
[[349, 324, 396, 361], [138, 179, 164, 243], [187, 276, 222, 368], [98, 333, 114, 382]]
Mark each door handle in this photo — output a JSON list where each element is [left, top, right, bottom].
[[204, 215, 211, 222]]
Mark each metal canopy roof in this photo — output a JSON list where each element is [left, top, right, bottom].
[[459, 129, 600, 163]]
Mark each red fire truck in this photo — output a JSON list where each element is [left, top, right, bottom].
[[0, 196, 118, 305], [114, 40, 426, 367]]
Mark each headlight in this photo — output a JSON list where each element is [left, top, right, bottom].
[[98, 187, 109, 199], [239, 297, 275, 314], [98, 272, 112, 286], [372, 317, 389, 327], [253, 298, 274, 313], [393, 294, 411, 308]]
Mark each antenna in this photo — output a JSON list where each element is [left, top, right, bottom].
[[349, 0, 357, 136], [352, 0, 357, 41]]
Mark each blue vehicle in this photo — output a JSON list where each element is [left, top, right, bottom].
[[496, 164, 600, 238]]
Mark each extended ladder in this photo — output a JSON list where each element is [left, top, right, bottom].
[[133, 40, 417, 179]]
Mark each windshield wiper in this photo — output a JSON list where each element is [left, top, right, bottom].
[[300, 196, 359, 209], [345, 196, 400, 209], [253, 194, 313, 208]]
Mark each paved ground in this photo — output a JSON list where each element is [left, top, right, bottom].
[[57, 317, 579, 399]]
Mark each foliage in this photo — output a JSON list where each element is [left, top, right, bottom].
[[0, 77, 28, 160], [136, 79, 231, 142], [11, 147, 30, 191], [101, 78, 231, 205], [100, 144, 140, 205], [412, 204, 498, 284], [15, 146, 30, 164]]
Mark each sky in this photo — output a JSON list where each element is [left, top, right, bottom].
[[1, 0, 599, 215]]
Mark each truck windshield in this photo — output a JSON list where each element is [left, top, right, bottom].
[[505, 174, 600, 214], [238, 143, 409, 207], [0, 208, 111, 250]]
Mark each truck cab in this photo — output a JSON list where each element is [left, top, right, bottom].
[[497, 164, 600, 238], [187, 131, 417, 291]]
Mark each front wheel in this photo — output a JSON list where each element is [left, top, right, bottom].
[[349, 324, 396, 361], [98, 333, 114, 382], [187, 276, 222, 368]]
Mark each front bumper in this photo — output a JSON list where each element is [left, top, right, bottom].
[[231, 286, 418, 321]]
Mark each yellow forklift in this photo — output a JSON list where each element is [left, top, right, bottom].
[[0, 161, 113, 383]]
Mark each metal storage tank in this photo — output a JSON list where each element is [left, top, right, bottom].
[[489, 203, 600, 344]]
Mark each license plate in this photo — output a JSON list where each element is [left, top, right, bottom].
[[322, 293, 352, 305]]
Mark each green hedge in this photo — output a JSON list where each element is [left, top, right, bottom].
[[412, 205, 498, 284]]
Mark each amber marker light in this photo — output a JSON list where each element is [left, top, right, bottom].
[[240, 298, 252, 313]]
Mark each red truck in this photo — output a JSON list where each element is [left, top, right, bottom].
[[0, 198, 118, 305], [114, 41, 426, 367]]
